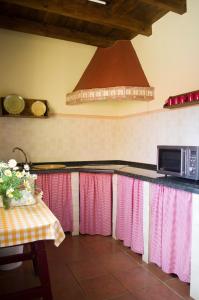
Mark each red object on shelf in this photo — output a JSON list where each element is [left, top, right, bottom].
[[193, 91, 199, 101], [179, 95, 186, 104], [187, 93, 193, 102], [167, 97, 172, 106], [164, 90, 199, 109]]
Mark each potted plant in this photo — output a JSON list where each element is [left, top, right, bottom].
[[0, 159, 39, 270], [0, 159, 37, 209]]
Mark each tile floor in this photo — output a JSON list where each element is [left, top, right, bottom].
[[0, 234, 193, 300]]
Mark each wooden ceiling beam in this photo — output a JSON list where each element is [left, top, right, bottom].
[[0, 14, 116, 47], [110, 0, 139, 15], [109, 0, 126, 13], [141, 0, 186, 15], [0, 0, 152, 36]]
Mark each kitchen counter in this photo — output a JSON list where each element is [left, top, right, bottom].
[[32, 161, 199, 300], [65, 164, 126, 172], [31, 163, 127, 174], [117, 166, 199, 194], [30, 161, 199, 194]]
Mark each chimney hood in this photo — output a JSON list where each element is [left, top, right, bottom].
[[66, 40, 154, 105]]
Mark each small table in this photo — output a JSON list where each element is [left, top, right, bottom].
[[0, 199, 65, 300]]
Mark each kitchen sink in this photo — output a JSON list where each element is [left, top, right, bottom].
[[32, 164, 66, 170]]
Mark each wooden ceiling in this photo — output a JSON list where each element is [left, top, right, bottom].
[[0, 0, 187, 47]]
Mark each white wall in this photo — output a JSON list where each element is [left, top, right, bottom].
[[0, 29, 96, 115], [0, 116, 120, 162], [133, 0, 199, 112], [118, 0, 199, 164], [118, 106, 199, 164]]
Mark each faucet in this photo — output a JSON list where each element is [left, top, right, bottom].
[[12, 147, 28, 165]]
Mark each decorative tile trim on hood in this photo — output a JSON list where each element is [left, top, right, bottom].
[[66, 40, 154, 105]]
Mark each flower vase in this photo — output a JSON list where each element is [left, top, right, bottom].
[[2, 195, 11, 209]]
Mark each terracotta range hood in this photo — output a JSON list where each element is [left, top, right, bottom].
[[66, 40, 154, 105]]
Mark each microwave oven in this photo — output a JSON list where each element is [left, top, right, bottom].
[[157, 145, 199, 180]]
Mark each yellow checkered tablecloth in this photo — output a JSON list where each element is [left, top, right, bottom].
[[0, 199, 65, 247]]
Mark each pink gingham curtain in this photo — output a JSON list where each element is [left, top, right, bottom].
[[79, 173, 112, 235], [116, 175, 144, 254], [150, 184, 192, 282], [36, 173, 73, 232]]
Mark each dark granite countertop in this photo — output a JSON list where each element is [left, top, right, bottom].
[[117, 166, 199, 194], [31, 164, 126, 174], [30, 161, 199, 194]]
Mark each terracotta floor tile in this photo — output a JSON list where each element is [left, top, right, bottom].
[[49, 259, 88, 300], [80, 234, 112, 245], [51, 278, 87, 300], [113, 266, 160, 292], [46, 236, 93, 263], [99, 251, 139, 273], [112, 292, 139, 300], [124, 248, 144, 264], [131, 283, 182, 300], [1, 235, 193, 300], [143, 263, 174, 282], [166, 278, 192, 299], [68, 258, 107, 280], [90, 243, 122, 256], [48, 261, 75, 284], [79, 274, 127, 300], [81, 235, 122, 256]]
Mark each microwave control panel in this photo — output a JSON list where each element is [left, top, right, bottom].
[[188, 150, 197, 176]]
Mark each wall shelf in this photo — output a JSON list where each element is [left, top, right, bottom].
[[0, 97, 49, 118], [164, 90, 199, 109]]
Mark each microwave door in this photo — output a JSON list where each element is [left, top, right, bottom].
[[158, 148, 183, 176]]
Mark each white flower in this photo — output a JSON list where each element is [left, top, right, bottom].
[[32, 174, 37, 180], [0, 162, 8, 168], [23, 180, 31, 191], [7, 187, 14, 193], [25, 171, 31, 178], [21, 170, 26, 176], [6, 188, 14, 198], [13, 166, 19, 171], [8, 159, 17, 169], [24, 164, 30, 171], [4, 169, 12, 177], [7, 193, 13, 198], [16, 171, 23, 178]]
